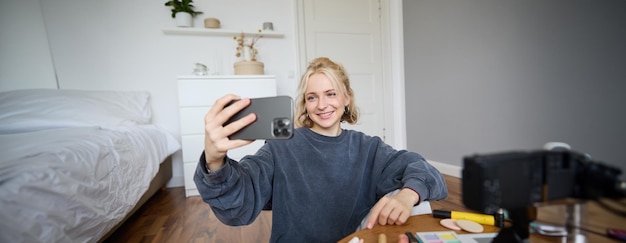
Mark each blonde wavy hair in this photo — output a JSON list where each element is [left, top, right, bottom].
[[295, 57, 359, 128]]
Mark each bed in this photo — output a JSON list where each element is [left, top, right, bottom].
[[0, 89, 181, 242]]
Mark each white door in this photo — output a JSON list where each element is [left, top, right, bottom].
[[298, 0, 387, 139]]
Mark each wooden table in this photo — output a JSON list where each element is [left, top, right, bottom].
[[338, 214, 499, 243], [339, 198, 625, 243]]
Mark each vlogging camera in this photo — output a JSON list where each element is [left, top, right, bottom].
[[462, 149, 625, 214], [462, 149, 625, 242]]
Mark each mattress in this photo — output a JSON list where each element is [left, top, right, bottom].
[[0, 125, 180, 242]]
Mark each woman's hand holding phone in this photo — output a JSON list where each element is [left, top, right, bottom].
[[203, 94, 255, 171]]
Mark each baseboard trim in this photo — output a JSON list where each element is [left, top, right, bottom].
[[166, 175, 184, 188], [428, 160, 462, 178]]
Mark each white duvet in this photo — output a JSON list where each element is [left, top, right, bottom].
[[0, 125, 180, 243]]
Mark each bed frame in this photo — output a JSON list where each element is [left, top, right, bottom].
[[99, 156, 173, 241]]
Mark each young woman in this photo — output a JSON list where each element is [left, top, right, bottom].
[[195, 57, 448, 242]]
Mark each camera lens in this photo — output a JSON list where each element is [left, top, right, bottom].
[[278, 119, 290, 127], [282, 128, 291, 136], [273, 118, 292, 138]]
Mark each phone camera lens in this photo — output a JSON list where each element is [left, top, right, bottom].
[[277, 119, 290, 127], [273, 118, 292, 138], [282, 129, 291, 136]]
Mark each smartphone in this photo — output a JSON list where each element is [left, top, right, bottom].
[[224, 96, 294, 140]]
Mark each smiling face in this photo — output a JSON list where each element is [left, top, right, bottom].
[[295, 57, 359, 132], [304, 73, 349, 136]]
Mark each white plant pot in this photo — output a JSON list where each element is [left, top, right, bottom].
[[175, 12, 192, 27]]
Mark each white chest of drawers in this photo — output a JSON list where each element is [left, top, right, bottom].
[[177, 75, 277, 197]]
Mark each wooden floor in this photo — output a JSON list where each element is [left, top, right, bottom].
[[104, 174, 462, 243]]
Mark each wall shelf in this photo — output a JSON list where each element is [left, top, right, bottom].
[[162, 28, 284, 38]]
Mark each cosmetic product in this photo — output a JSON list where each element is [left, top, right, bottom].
[[433, 209, 496, 226]]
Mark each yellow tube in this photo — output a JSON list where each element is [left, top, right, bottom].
[[450, 211, 495, 225]]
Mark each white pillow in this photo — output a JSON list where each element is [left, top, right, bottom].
[[0, 89, 152, 133]]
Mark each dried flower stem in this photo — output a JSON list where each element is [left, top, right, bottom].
[[234, 30, 263, 61]]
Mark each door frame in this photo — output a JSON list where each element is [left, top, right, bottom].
[[293, 0, 407, 149]]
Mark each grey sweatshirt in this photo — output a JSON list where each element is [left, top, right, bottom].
[[194, 127, 448, 242]]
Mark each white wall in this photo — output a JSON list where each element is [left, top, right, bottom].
[[4, 0, 299, 187], [0, 0, 57, 90], [403, 0, 626, 178]]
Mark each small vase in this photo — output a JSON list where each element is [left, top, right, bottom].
[[175, 12, 192, 27], [242, 46, 252, 61]]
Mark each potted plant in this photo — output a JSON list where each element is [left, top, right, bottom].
[[164, 0, 203, 27], [233, 30, 265, 75]]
